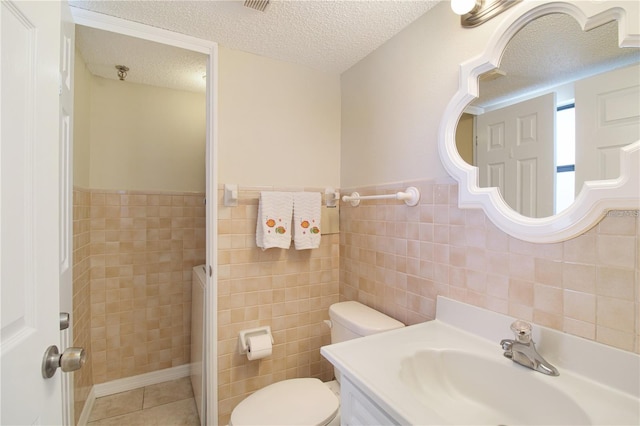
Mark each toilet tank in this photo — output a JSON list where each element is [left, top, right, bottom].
[[328, 301, 404, 344], [328, 301, 404, 383]]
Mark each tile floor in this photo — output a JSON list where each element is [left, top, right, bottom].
[[87, 377, 200, 426]]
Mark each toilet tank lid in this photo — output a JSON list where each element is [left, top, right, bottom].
[[329, 301, 404, 336]]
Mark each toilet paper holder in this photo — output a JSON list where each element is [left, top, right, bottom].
[[238, 326, 274, 355]]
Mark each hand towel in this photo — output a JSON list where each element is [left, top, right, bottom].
[[293, 192, 321, 250], [256, 191, 293, 250]]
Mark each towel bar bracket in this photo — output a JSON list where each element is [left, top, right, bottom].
[[325, 187, 340, 208], [224, 184, 239, 207]]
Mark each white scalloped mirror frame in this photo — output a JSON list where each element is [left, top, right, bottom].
[[439, 1, 640, 243]]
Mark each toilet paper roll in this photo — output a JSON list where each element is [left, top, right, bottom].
[[246, 334, 272, 361]]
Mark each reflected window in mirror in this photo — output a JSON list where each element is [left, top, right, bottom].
[[555, 103, 575, 214], [455, 13, 640, 219]]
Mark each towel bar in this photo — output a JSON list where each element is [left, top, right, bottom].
[[342, 186, 420, 207]]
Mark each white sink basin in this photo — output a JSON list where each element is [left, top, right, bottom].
[[321, 297, 640, 426], [400, 349, 591, 425]]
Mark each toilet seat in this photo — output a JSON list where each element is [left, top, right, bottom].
[[230, 378, 339, 426]]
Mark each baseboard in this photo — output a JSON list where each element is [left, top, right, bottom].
[[75, 365, 191, 425], [93, 364, 191, 398], [77, 386, 96, 426]]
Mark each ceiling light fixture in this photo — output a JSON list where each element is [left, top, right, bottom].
[[451, 0, 522, 28], [115, 65, 129, 81]]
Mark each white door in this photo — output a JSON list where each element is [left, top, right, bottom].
[[575, 63, 640, 192], [1, 1, 63, 424], [476, 93, 556, 217]]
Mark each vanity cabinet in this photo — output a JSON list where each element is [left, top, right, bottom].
[[341, 376, 399, 426]]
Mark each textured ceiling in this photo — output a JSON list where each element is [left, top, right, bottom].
[[71, 0, 440, 92], [76, 25, 209, 93], [474, 13, 640, 108], [72, 2, 638, 98]]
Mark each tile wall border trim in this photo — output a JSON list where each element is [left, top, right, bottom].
[[339, 176, 456, 193], [73, 185, 205, 197]]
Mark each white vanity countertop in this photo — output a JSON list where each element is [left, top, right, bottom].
[[321, 297, 640, 425]]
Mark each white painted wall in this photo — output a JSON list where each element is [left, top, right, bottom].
[[76, 45, 341, 192], [74, 49, 206, 193], [340, 0, 639, 189], [73, 48, 91, 188], [88, 76, 206, 192], [340, 1, 503, 188], [218, 46, 341, 189]]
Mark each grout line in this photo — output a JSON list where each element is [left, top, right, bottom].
[[141, 383, 146, 412], [142, 396, 196, 412], [90, 384, 196, 423]]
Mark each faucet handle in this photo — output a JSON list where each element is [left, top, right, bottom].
[[500, 339, 513, 351], [510, 320, 532, 343]]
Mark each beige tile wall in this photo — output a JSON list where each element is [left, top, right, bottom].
[[72, 188, 94, 424], [86, 189, 206, 383], [75, 180, 636, 423], [340, 179, 639, 354], [217, 186, 339, 425]]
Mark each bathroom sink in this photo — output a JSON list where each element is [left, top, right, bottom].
[[400, 349, 591, 425], [322, 297, 640, 426]]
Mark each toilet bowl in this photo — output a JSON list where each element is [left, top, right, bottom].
[[229, 301, 404, 426], [230, 378, 340, 426]]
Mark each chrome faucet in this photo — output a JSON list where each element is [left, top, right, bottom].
[[500, 320, 559, 376]]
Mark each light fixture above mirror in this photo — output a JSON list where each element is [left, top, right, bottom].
[[439, 1, 640, 243], [451, 0, 522, 28]]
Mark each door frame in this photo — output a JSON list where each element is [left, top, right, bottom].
[[68, 7, 219, 424]]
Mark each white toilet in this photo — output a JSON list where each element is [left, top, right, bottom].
[[229, 301, 405, 426]]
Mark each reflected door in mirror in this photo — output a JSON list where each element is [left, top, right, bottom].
[[454, 13, 639, 220], [575, 64, 640, 191], [476, 93, 556, 218], [442, 2, 640, 242]]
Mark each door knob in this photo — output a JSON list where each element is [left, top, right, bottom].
[[41, 345, 86, 378]]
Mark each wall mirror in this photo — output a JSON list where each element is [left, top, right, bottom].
[[439, 1, 640, 243]]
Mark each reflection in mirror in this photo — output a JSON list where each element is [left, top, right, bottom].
[[455, 13, 640, 218]]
